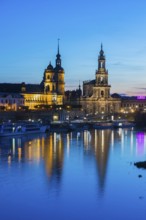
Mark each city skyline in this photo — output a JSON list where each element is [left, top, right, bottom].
[[0, 0, 146, 96]]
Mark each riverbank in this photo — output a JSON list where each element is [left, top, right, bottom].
[[134, 161, 146, 169]]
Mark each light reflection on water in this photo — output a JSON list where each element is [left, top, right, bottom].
[[0, 129, 146, 220]]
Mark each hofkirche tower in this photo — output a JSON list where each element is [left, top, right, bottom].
[[81, 45, 121, 115], [95, 44, 111, 99]]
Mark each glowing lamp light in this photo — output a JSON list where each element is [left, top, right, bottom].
[[53, 115, 58, 121], [137, 96, 145, 100]]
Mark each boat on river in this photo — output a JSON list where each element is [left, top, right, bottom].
[[112, 120, 135, 128], [0, 122, 47, 137], [93, 122, 113, 129], [93, 120, 135, 129]]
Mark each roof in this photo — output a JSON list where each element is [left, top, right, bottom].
[[25, 84, 43, 93], [121, 96, 146, 101], [0, 83, 43, 94], [83, 80, 95, 85], [54, 66, 64, 72], [111, 93, 121, 98], [0, 93, 23, 98], [47, 63, 54, 71]]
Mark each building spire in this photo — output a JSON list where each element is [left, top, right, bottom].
[[56, 38, 61, 67], [100, 43, 104, 57], [98, 44, 106, 70], [58, 38, 60, 55], [79, 80, 81, 89]]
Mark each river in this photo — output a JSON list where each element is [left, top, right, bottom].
[[0, 128, 146, 220]]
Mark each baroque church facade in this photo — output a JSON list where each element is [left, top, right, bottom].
[[0, 44, 65, 110], [81, 45, 121, 115]]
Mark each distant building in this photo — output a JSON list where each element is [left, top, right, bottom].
[[0, 93, 24, 111], [121, 96, 146, 113], [1, 42, 146, 117], [81, 45, 121, 116], [0, 43, 65, 110], [65, 85, 82, 105]]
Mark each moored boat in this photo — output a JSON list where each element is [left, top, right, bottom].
[[93, 122, 113, 129], [0, 122, 47, 137], [112, 120, 135, 128]]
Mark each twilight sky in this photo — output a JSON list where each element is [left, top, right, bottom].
[[0, 0, 146, 95]]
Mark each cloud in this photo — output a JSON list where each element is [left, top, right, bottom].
[[124, 90, 146, 96], [119, 93, 127, 96], [111, 62, 122, 66], [134, 87, 146, 90], [110, 62, 145, 71]]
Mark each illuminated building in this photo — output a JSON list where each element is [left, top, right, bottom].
[[81, 45, 121, 115], [0, 42, 65, 110], [0, 94, 24, 111], [1, 42, 146, 116], [121, 95, 146, 113]]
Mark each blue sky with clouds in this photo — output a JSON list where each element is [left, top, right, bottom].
[[0, 0, 146, 95]]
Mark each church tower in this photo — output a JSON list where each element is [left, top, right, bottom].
[[94, 44, 111, 99], [54, 40, 65, 95], [82, 44, 121, 115], [43, 62, 56, 94]]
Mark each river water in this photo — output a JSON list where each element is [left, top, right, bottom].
[[0, 128, 146, 220]]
